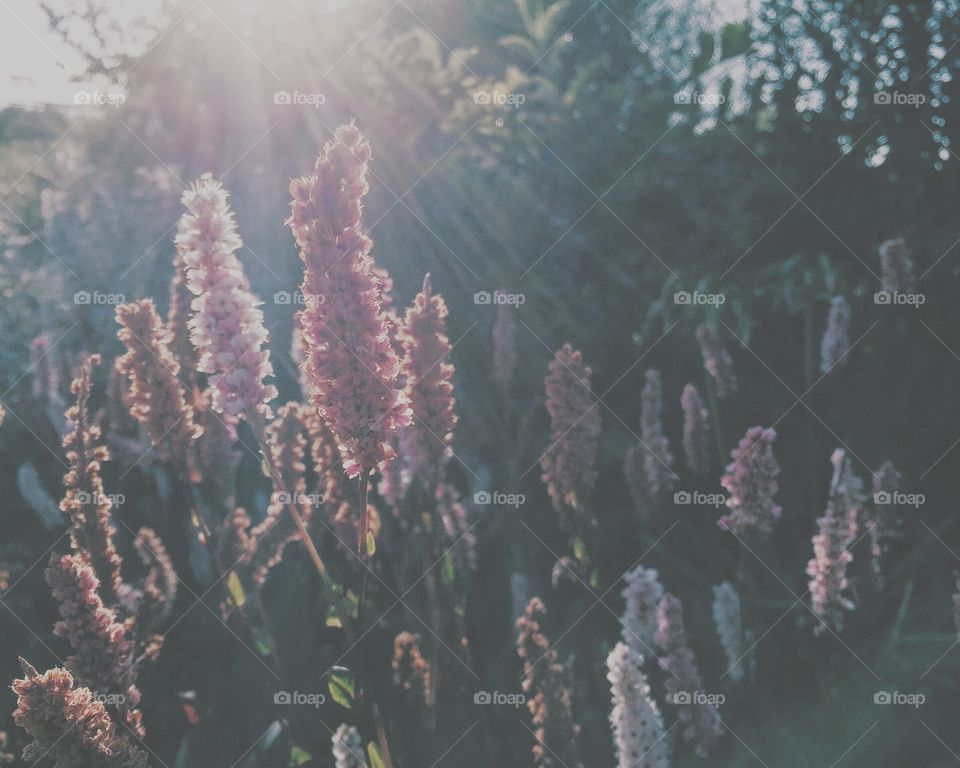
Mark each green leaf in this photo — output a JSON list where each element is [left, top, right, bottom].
[[324, 582, 359, 626], [289, 746, 312, 766], [368, 742, 386, 768], [573, 536, 587, 562], [442, 552, 456, 586], [252, 628, 272, 657], [366, 531, 377, 556], [260, 456, 271, 478], [226, 571, 246, 607], [328, 667, 355, 709]]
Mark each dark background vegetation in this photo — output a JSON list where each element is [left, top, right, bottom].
[[1, 0, 960, 765]]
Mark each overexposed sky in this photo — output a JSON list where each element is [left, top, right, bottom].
[[0, 0, 757, 108], [0, 0, 166, 107], [0, 2, 90, 107]]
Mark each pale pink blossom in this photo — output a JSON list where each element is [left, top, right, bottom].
[[719, 427, 781, 537], [176, 173, 277, 431], [607, 642, 668, 768]]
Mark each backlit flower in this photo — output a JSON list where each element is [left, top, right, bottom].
[[287, 123, 410, 478]]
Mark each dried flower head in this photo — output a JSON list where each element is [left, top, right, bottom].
[[712, 582, 746, 683], [516, 597, 582, 768], [288, 122, 410, 478], [12, 660, 148, 768], [807, 449, 862, 635], [399, 274, 457, 489], [607, 642, 669, 768], [115, 299, 201, 467], [879, 238, 915, 295], [719, 427, 781, 537], [541, 344, 601, 532], [60, 354, 123, 605], [621, 566, 664, 657], [45, 554, 142, 735], [820, 296, 851, 374], [392, 631, 432, 706], [655, 594, 722, 758], [176, 173, 277, 429], [681, 383, 710, 475], [696, 323, 737, 398]]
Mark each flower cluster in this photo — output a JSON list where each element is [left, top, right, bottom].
[[12, 660, 148, 768], [332, 724, 365, 768], [879, 238, 915, 294], [807, 449, 861, 635], [61, 354, 123, 606], [245, 403, 312, 585], [45, 554, 142, 735], [607, 642, 669, 768], [621, 565, 664, 657], [176, 173, 277, 430], [288, 122, 410, 478], [696, 323, 737, 397], [517, 597, 582, 768], [712, 582, 746, 682], [639, 369, 674, 498], [392, 631, 432, 706], [680, 383, 710, 475], [655, 594, 722, 758], [398, 274, 457, 490], [115, 299, 201, 468], [541, 344, 600, 531], [719, 426, 781, 537], [132, 527, 178, 641]]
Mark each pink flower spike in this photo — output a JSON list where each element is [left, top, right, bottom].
[[719, 426, 781, 537], [176, 173, 277, 432], [288, 123, 410, 479]]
